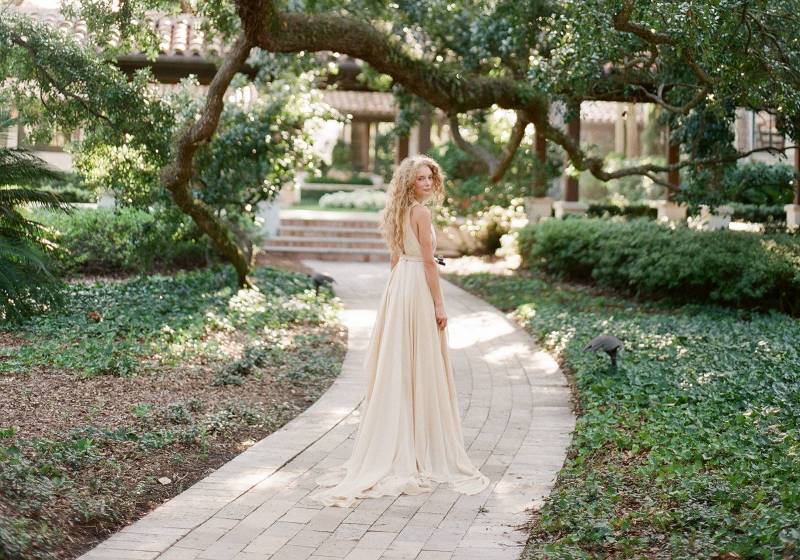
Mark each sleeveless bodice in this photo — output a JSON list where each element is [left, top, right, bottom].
[[402, 201, 436, 258]]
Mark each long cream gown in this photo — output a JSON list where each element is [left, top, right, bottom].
[[308, 200, 490, 507]]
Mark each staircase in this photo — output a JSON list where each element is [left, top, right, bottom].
[[262, 209, 391, 262]]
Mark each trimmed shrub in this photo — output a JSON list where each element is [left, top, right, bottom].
[[728, 202, 787, 224], [319, 189, 386, 210], [722, 160, 796, 205], [517, 218, 800, 314], [586, 203, 657, 220], [31, 207, 212, 274], [29, 171, 97, 203], [305, 174, 373, 185]]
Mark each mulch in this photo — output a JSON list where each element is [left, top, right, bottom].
[[0, 256, 346, 560]]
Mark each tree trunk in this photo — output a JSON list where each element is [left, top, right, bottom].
[[159, 35, 255, 288], [795, 140, 800, 205], [166, 183, 254, 286], [534, 127, 548, 197]]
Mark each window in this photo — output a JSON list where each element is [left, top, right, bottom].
[[753, 111, 785, 150]]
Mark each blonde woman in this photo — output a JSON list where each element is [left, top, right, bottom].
[[309, 155, 490, 507]]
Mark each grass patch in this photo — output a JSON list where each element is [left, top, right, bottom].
[[445, 269, 799, 559]]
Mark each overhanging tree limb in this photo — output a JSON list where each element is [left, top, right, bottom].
[[447, 111, 529, 183], [9, 32, 114, 126], [241, 0, 797, 190]]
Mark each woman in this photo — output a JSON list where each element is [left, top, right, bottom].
[[308, 155, 490, 508]]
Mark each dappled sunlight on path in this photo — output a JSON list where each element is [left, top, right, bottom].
[[79, 260, 574, 560]]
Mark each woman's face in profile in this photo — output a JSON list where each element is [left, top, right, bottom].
[[412, 165, 433, 201]]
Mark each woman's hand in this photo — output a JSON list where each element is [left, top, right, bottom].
[[435, 302, 447, 330]]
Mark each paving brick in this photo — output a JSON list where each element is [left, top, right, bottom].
[[355, 531, 398, 550], [157, 547, 203, 560], [281, 507, 323, 524], [370, 515, 410, 533], [232, 552, 272, 560], [175, 517, 240, 550], [314, 535, 360, 558], [422, 527, 468, 552], [343, 548, 384, 560], [270, 544, 317, 560], [307, 507, 352, 532], [79, 550, 159, 560], [417, 552, 453, 560], [289, 528, 333, 548], [406, 512, 445, 527]]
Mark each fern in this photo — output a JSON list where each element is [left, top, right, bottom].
[[0, 113, 71, 321]]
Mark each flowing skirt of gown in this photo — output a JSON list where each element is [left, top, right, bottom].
[[308, 203, 490, 507]]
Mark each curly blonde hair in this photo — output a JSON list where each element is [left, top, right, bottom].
[[379, 155, 445, 256]]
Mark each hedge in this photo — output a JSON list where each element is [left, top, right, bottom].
[[31, 207, 212, 274], [586, 203, 657, 220], [517, 218, 800, 314]]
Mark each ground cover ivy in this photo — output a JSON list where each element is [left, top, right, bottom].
[[446, 270, 799, 559], [0, 265, 339, 378]]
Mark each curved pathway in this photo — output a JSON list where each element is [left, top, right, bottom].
[[79, 260, 575, 560]]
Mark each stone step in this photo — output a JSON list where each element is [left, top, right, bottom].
[[260, 246, 391, 262], [265, 236, 387, 249], [278, 225, 383, 239], [279, 217, 380, 229]]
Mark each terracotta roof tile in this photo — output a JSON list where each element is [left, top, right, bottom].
[[321, 90, 396, 120], [13, 6, 232, 59]]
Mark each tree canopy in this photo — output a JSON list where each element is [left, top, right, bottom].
[[3, 0, 799, 283]]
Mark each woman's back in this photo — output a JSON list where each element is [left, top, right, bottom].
[[403, 201, 436, 258]]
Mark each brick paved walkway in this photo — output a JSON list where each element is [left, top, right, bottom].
[[79, 261, 575, 560]]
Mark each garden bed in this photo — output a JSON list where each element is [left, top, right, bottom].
[[0, 264, 346, 560], [444, 262, 799, 559]]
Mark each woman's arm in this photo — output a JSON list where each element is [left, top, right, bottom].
[[390, 251, 399, 270], [411, 206, 447, 329]]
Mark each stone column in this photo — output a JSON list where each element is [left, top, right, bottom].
[[395, 133, 409, 165], [351, 120, 370, 172], [417, 111, 432, 154], [667, 134, 680, 202], [734, 108, 751, 152], [656, 125, 687, 222], [615, 103, 626, 154], [523, 127, 555, 223], [625, 102, 640, 157], [554, 105, 588, 219], [564, 109, 581, 202], [795, 142, 800, 206], [409, 125, 420, 157], [534, 128, 548, 196], [786, 141, 800, 230]]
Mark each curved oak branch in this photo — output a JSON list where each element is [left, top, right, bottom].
[[160, 34, 255, 287]]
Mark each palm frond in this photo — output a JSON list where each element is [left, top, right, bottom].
[[0, 136, 68, 321], [0, 186, 71, 212], [0, 147, 64, 187], [0, 237, 64, 322]]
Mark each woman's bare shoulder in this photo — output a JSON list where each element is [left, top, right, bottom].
[[409, 204, 431, 225]]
